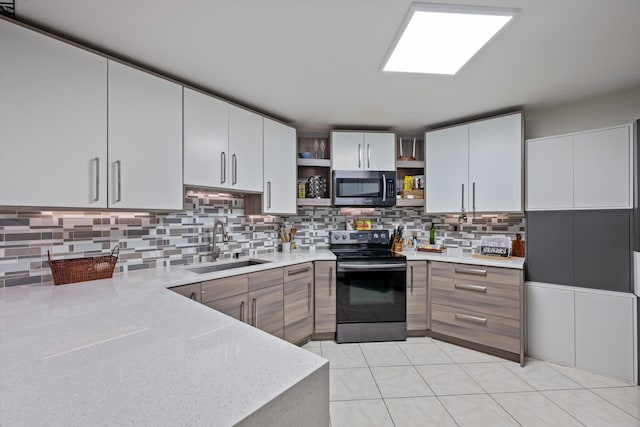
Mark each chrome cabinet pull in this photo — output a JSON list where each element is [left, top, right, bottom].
[[267, 181, 272, 209], [189, 292, 197, 301], [115, 160, 122, 203], [308, 282, 312, 314], [92, 157, 100, 202], [221, 152, 226, 184], [455, 267, 487, 276], [461, 183, 465, 211], [455, 283, 487, 293], [367, 144, 371, 168], [231, 154, 237, 185], [455, 313, 487, 325], [472, 182, 476, 214], [358, 144, 362, 168], [382, 173, 387, 202], [410, 265, 414, 294], [329, 267, 333, 296], [287, 266, 310, 276], [252, 298, 257, 327], [240, 301, 245, 322]]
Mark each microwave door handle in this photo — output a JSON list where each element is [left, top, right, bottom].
[[382, 173, 386, 202]]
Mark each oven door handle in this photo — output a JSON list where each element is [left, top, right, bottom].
[[338, 262, 406, 272]]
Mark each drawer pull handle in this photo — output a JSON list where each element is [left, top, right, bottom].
[[455, 267, 487, 276], [455, 313, 487, 325], [288, 266, 310, 276], [455, 283, 487, 293]]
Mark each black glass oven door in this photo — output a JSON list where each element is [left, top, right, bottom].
[[336, 262, 406, 324]]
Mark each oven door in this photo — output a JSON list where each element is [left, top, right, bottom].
[[332, 170, 395, 207], [336, 260, 407, 324]]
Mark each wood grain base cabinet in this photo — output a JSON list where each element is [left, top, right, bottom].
[[429, 261, 524, 365], [284, 263, 314, 344], [169, 282, 202, 303], [314, 261, 336, 334], [407, 261, 427, 333]]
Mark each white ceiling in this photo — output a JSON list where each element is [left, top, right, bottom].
[[13, 0, 640, 133]]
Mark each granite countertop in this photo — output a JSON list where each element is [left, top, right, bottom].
[[0, 250, 334, 426]]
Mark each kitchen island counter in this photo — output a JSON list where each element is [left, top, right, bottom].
[[0, 250, 333, 426]]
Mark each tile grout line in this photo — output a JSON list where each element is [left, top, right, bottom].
[[583, 387, 640, 421], [360, 342, 398, 427]]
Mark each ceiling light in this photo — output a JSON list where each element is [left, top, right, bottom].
[[383, 3, 519, 75]]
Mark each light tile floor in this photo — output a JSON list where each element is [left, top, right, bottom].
[[302, 337, 640, 427]]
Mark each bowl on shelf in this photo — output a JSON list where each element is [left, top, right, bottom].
[[299, 152, 313, 159]]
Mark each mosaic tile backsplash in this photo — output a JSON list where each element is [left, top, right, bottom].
[[0, 192, 525, 287]]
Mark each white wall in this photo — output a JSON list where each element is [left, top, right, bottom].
[[525, 86, 640, 139]]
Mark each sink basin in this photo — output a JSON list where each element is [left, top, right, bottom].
[[188, 259, 271, 274]]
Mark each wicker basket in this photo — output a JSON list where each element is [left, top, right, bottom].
[[48, 246, 119, 285]]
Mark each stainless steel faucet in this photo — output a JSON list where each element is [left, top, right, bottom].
[[211, 220, 229, 261]]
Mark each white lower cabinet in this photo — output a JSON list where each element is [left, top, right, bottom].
[[526, 281, 637, 382]]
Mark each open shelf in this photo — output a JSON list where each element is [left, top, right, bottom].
[[396, 198, 424, 207], [396, 159, 425, 169], [297, 198, 332, 207], [297, 158, 331, 168]]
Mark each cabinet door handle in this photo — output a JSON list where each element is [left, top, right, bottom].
[[461, 183, 465, 211], [367, 144, 371, 168], [252, 298, 257, 327], [240, 301, 245, 323], [455, 283, 487, 293], [410, 265, 414, 294], [382, 173, 387, 202], [189, 292, 197, 301], [220, 152, 226, 184], [308, 282, 312, 314], [267, 181, 272, 209], [472, 182, 476, 214], [92, 157, 100, 202], [455, 267, 487, 276], [329, 267, 333, 296], [115, 160, 122, 203], [455, 313, 487, 325], [231, 154, 237, 185], [358, 144, 362, 168], [287, 266, 310, 276]]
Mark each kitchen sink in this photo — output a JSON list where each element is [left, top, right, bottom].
[[187, 259, 271, 274]]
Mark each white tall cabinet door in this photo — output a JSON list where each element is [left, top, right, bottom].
[[263, 118, 296, 214], [364, 132, 395, 170], [525, 283, 576, 366], [425, 125, 469, 213], [573, 126, 631, 209], [183, 88, 229, 188], [108, 61, 183, 210], [228, 105, 263, 192], [526, 136, 574, 210], [575, 291, 635, 381], [331, 131, 363, 170], [469, 113, 522, 212], [0, 20, 107, 208]]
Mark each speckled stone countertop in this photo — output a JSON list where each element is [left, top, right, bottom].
[[401, 250, 525, 269], [0, 250, 334, 426]]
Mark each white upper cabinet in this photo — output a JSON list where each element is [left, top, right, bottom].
[[263, 118, 296, 214], [331, 131, 395, 171], [526, 125, 631, 210], [0, 20, 108, 208], [469, 113, 522, 212], [228, 105, 263, 193], [573, 126, 630, 209], [526, 136, 574, 210], [425, 125, 469, 213], [183, 88, 229, 188], [426, 112, 523, 214], [364, 132, 396, 170], [108, 60, 183, 210]]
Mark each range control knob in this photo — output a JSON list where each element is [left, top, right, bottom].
[[334, 235, 339, 240], [373, 233, 379, 239], [342, 235, 347, 240]]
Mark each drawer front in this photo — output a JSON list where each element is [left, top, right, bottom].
[[431, 276, 520, 320], [248, 267, 283, 292], [203, 293, 248, 323], [284, 262, 313, 283], [431, 261, 521, 287], [201, 274, 248, 303], [431, 303, 520, 353]]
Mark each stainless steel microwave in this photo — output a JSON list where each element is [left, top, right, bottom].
[[332, 170, 396, 207]]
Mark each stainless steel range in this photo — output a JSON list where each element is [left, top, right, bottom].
[[331, 230, 407, 343]]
